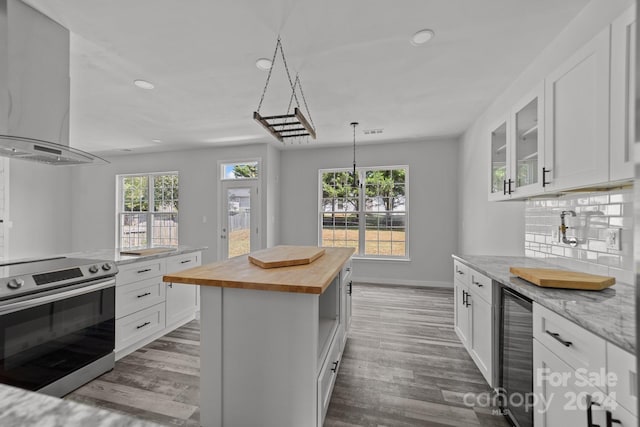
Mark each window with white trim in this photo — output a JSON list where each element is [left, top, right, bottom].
[[319, 166, 407, 258], [117, 172, 179, 249]]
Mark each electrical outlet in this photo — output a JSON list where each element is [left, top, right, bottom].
[[605, 228, 621, 250]]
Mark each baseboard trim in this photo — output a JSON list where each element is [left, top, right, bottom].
[[352, 276, 453, 288]]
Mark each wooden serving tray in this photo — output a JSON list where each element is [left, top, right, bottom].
[[120, 247, 177, 256], [248, 246, 325, 269], [510, 267, 615, 290]]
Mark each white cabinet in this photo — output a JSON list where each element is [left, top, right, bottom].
[[453, 260, 494, 386], [607, 344, 638, 418], [165, 252, 201, 328], [610, 4, 636, 181], [115, 251, 201, 359], [341, 258, 353, 340], [489, 85, 545, 201], [533, 303, 638, 427], [533, 338, 604, 427], [544, 26, 611, 191]]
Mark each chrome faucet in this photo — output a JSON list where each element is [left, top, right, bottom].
[[559, 210, 578, 246]]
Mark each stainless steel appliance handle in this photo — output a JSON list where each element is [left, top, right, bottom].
[[0, 278, 115, 315]]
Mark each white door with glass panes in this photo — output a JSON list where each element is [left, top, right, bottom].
[[220, 180, 259, 259]]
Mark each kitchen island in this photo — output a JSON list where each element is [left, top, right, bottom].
[[163, 246, 354, 427]]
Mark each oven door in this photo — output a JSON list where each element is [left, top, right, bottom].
[[0, 278, 115, 391]]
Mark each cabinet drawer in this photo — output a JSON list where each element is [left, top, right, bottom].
[[469, 270, 492, 303], [118, 259, 164, 285], [533, 304, 606, 388], [116, 277, 166, 319], [115, 303, 166, 352], [453, 260, 469, 285], [607, 343, 637, 416], [317, 333, 341, 427], [166, 252, 200, 275]]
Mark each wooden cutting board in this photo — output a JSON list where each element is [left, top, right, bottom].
[[120, 248, 177, 256], [248, 246, 325, 269], [510, 267, 615, 290]]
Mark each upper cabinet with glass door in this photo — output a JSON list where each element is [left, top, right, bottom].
[[488, 84, 544, 201], [489, 118, 510, 201]]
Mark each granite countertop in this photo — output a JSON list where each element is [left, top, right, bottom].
[[64, 245, 208, 266], [452, 254, 635, 354], [0, 383, 161, 427]]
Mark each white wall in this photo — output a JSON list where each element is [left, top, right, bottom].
[[279, 139, 459, 287], [8, 159, 73, 259], [69, 144, 277, 265], [266, 143, 280, 248], [458, 0, 634, 256]]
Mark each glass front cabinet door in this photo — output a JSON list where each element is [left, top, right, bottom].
[[488, 83, 545, 200], [489, 119, 510, 201]]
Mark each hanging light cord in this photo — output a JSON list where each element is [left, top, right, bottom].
[[351, 122, 359, 186]]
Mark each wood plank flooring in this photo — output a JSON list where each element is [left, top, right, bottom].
[[65, 284, 511, 427]]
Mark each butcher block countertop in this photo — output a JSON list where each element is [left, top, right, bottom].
[[163, 246, 355, 294]]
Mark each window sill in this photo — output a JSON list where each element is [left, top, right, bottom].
[[352, 256, 411, 262]]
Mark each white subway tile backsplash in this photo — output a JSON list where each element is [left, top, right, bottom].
[[524, 189, 633, 283]]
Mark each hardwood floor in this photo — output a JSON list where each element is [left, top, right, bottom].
[[324, 284, 510, 427], [65, 284, 510, 427]]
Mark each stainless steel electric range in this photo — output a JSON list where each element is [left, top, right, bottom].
[[0, 256, 118, 397]]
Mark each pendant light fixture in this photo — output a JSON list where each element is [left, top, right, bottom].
[[351, 121, 359, 187]]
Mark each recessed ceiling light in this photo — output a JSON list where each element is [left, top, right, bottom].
[[255, 58, 272, 71], [410, 29, 435, 46], [151, 139, 162, 143], [134, 79, 155, 90]]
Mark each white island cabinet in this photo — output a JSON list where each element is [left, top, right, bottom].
[[114, 250, 201, 359], [164, 246, 354, 427]]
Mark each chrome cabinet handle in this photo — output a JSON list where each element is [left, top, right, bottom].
[[180, 259, 192, 264], [137, 268, 152, 274], [137, 292, 151, 298], [546, 330, 572, 347]]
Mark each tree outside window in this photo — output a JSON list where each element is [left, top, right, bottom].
[[320, 167, 407, 258]]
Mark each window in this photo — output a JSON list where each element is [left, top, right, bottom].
[[117, 172, 179, 249], [221, 161, 258, 180], [320, 166, 407, 258]]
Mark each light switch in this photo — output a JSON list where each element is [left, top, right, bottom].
[[605, 228, 621, 250]]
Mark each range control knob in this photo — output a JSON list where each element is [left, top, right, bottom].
[[101, 263, 112, 271], [7, 278, 24, 290], [88, 265, 99, 274]]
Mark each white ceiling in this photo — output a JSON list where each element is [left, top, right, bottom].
[[23, 0, 590, 155]]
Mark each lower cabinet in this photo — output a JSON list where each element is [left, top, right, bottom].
[[115, 251, 201, 359], [533, 303, 638, 427], [533, 338, 603, 427], [317, 330, 342, 426], [453, 260, 494, 386], [166, 283, 198, 327]]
